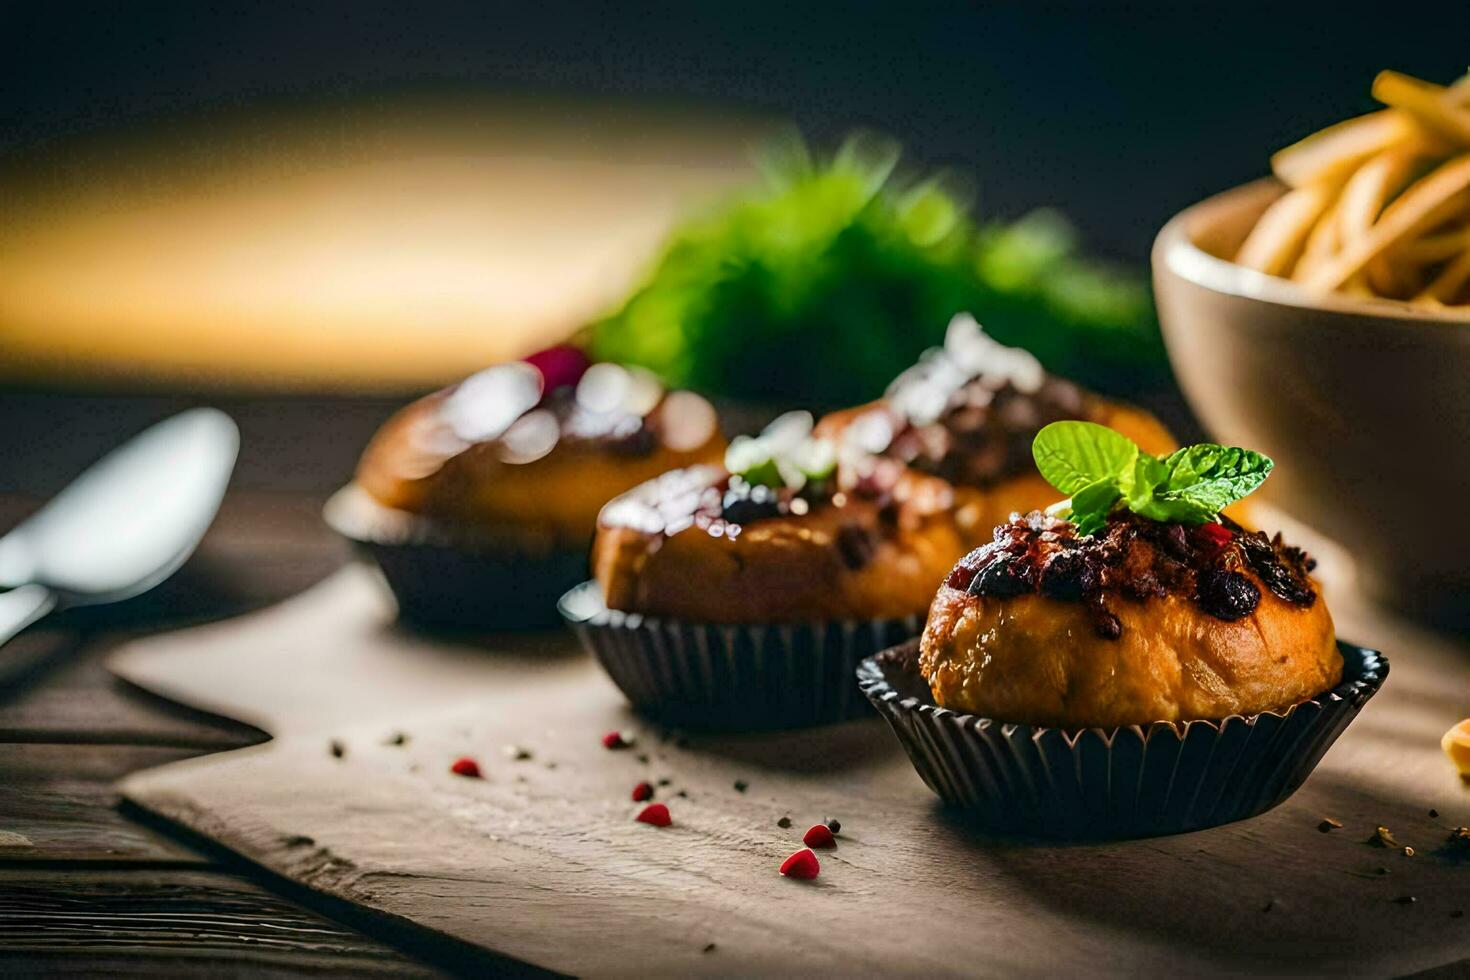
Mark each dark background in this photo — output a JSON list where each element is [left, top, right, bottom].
[[4, 2, 1468, 262]]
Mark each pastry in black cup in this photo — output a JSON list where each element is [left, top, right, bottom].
[[859, 422, 1388, 838], [327, 346, 724, 630], [563, 412, 964, 729]]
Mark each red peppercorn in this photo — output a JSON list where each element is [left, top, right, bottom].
[[635, 803, 671, 827], [449, 757, 481, 778], [602, 730, 634, 749], [803, 824, 836, 848], [1196, 522, 1233, 548], [631, 781, 654, 802], [779, 848, 820, 879]]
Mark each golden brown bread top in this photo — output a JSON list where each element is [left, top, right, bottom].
[[920, 587, 1340, 728], [592, 464, 966, 623], [919, 512, 1340, 727], [356, 362, 723, 542]]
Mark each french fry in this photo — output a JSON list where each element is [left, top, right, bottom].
[[1373, 71, 1470, 147], [1249, 71, 1470, 308], [1417, 248, 1470, 303], [1400, 225, 1470, 263], [1338, 145, 1421, 242], [1235, 182, 1336, 276], [1270, 110, 1413, 188], [1302, 155, 1470, 292], [1291, 193, 1344, 281]]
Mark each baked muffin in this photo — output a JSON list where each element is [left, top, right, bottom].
[[328, 346, 724, 628], [566, 412, 965, 727], [858, 421, 1387, 838], [921, 510, 1339, 727], [356, 348, 723, 544], [593, 455, 964, 624], [814, 314, 1174, 544]]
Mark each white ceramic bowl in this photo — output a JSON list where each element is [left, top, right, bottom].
[[1153, 179, 1470, 628]]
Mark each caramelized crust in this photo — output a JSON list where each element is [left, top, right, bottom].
[[820, 399, 1174, 548], [593, 466, 967, 623], [358, 388, 723, 543], [919, 568, 1341, 728]]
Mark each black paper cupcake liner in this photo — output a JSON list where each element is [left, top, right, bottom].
[[559, 580, 923, 730], [858, 638, 1387, 840], [324, 485, 586, 630]]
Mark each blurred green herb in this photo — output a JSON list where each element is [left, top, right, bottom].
[[588, 132, 1164, 407]]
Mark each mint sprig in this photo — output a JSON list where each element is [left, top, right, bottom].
[[1033, 421, 1272, 536]]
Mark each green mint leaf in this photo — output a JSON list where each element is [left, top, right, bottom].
[[1032, 421, 1139, 496], [1159, 445, 1273, 495], [1031, 426, 1275, 532], [1067, 478, 1123, 537], [1124, 452, 1167, 511], [1132, 444, 1274, 524], [1159, 445, 1273, 515]]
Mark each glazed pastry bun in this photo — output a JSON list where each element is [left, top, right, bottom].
[[593, 412, 966, 623], [356, 347, 724, 544], [920, 511, 1339, 728], [814, 314, 1174, 543]]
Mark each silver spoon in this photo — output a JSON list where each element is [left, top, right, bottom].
[[0, 408, 239, 650]]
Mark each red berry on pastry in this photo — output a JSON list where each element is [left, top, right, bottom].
[[449, 757, 481, 778], [635, 803, 671, 827], [631, 781, 654, 802], [522, 344, 591, 393], [779, 848, 820, 879], [1195, 522, 1233, 548]]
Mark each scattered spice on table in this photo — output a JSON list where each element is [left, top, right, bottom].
[[1318, 817, 1343, 833], [675, 789, 688, 798], [636, 803, 672, 827], [632, 781, 654, 802], [1441, 826, 1470, 860], [329, 739, 345, 759], [1393, 895, 1417, 905], [1368, 826, 1403, 848], [1262, 899, 1278, 913], [780, 848, 820, 880], [777, 816, 792, 829], [657, 777, 671, 787], [385, 732, 408, 747], [803, 824, 836, 849], [450, 757, 482, 779], [734, 780, 748, 793], [504, 745, 532, 761], [1452, 910, 1465, 919], [1429, 808, 1440, 818], [703, 943, 717, 954], [1377, 866, 1391, 876], [824, 817, 842, 834]]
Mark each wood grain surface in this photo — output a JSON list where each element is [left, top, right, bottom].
[[0, 485, 448, 976], [111, 565, 1470, 977]]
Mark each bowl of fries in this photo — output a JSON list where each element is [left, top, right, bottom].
[[1154, 69, 1470, 627]]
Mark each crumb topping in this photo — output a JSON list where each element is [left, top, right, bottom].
[[944, 511, 1318, 638]]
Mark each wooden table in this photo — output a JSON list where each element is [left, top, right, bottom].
[[4, 389, 1468, 977], [0, 390, 464, 975]]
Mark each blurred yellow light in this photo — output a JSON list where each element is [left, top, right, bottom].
[[0, 97, 769, 392]]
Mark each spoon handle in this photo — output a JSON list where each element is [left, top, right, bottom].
[[0, 584, 58, 649]]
